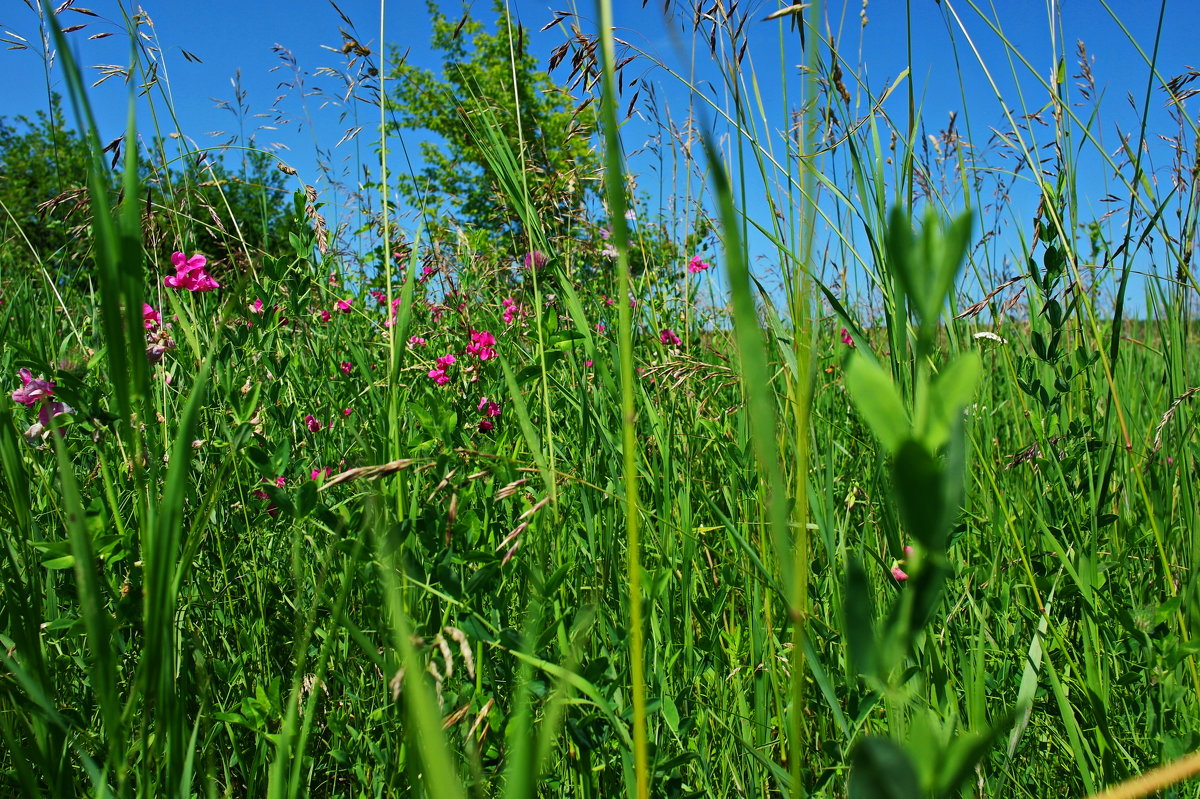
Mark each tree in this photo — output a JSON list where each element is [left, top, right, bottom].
[[384, 0, 598, 252]]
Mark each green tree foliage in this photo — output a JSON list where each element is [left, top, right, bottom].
[[385, 0, 598, 251], [0, 105, 89, 271], [0, 101, 293, 286]]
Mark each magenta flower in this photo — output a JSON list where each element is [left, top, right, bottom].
[[840, 327, 854, 346], [304, 414, 322, 432], [891, 565, 909, 582], [408, 335, 427, 348], [428, 353, 456, 386], [339, 361, 352, 374], [143, 303, 161, 329], [335, 298, 353, 313], [164, 252, 219, 292], [250, 298, 265, 315], [370, 290, 387, 304], [522, 250, 548, 269], [660, 328, 682, 348], [310, 466, 333, 480], [318, 309, 331, 324], [12, 369, 55, 407], [595, 322, 606, 333], [466, 330, 497, 361], [342, 407, 353, 417], [502, 298, 520, 325], [688, 255, 711, 273]]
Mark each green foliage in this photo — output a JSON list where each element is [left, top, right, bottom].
[[384, 0, 598, 250]]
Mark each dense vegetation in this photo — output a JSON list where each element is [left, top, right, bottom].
[[2, 2, 1199, 798]]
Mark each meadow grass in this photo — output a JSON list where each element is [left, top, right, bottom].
[[2, 1, 1200, 797]]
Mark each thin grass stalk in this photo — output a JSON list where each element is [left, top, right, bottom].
[[594, 1, 648, 796]]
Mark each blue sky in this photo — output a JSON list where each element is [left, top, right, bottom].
[[3, 1, 1197, 311]]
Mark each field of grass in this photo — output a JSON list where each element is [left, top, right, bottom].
[[3, 1, 1200, 797]]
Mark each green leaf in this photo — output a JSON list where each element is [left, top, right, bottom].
[[892, 439, 947, 550], [924, 351, 981, 451], [848, 737, 922, 799], [845, 353, 909, 454], [844, 556, 879, 681]]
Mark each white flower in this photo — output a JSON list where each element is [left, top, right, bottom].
[[973, 331, 1008, 343]]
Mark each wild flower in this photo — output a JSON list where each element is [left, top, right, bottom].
[[660, 328, 682, 348], [342, 408, 353, 417], [318, 309, 331, 324], [143, 303, 161, 329], [477, 396, 501, 432], [595, 322, 606, 333], [11, 369, 54, 407], [522, 250, 547, 269], [311, 466, 333, 480], [466, 330, 497, 361], [502, 298, 519, 325], [891, 545, 915, 582], [370, 290, 387, 304], [428, 353, 456, 386], [840, 328, 854, 346], [339, 361, 352, 374], [408, 335, 427, 348], [250, 298, 265, 315], [164, 252, 219, 292], [304, 414, 322, 432], [335, 298, 353, 313], [688, 255, 711, 273]]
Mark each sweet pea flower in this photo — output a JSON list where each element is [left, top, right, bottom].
[[840, 327, 854, 346], [11, 369, 55, 407], [304, 414, 322, 432], [688, 255, 711, 273], [250, 298, 265, 315], [318, 309, 331, 324], [340, 361, 352, 374], [660, 328, 682, 348], [164, 252, 219, 292], [466, 330, 497, 361], [310, 466, 333, 480], [408, 336, 426, 348], [143, 303, 161, 329]]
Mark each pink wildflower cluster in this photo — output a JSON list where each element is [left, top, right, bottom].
[[339, 361, 353, 375], [418, 263, 437, 283], [688, 255, 711, 273], [408, 335, 426, 348], [304, 414, 329, 432], [12, 369, 72, 436], [164, 252, 219, 292], [336, 298, 353, 313], [466, 330, 497, 361], [522, 250, 548, 269], [477, 396, 501, 432], [311, 466, 333, 480], [143, 303, 161, 329], [660, 328, 682, 348], [428, 354, 456, 386], [502, 297, 520, 325], [840, 327, 854, 347]]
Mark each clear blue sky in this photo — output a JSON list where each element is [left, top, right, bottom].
[[3, 1, 1197, 309]]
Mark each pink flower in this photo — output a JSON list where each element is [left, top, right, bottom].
[[688, 255, 711, 273], [143, 303, 161, 329], [479, 418, 494, 432], [250, 298, 264, 315], [522, 250, 548, 269], [428, 353, 456, 386], [595, 322, 606, 333], [11, 369, 54, 407], [340, 361, 352, 374], [466, 330, 497, 361], [335, 298, 353, 313], [370, 290, 387, 304], [408, 335, 426, 348], [274, 476, 287, 488], [164, 252, 219, 292], [840, 327, 854, 346], [502, 298, 520, 325], [660, 328, 682, 348], [477, 396, 501, 417], [319, 309, 331, 324], [584, 359, 593, 368], [342, 408, 353, 417], [310, 466, 333, 480], [304, 414, 322, 432], [891, 565, 909, 582]]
